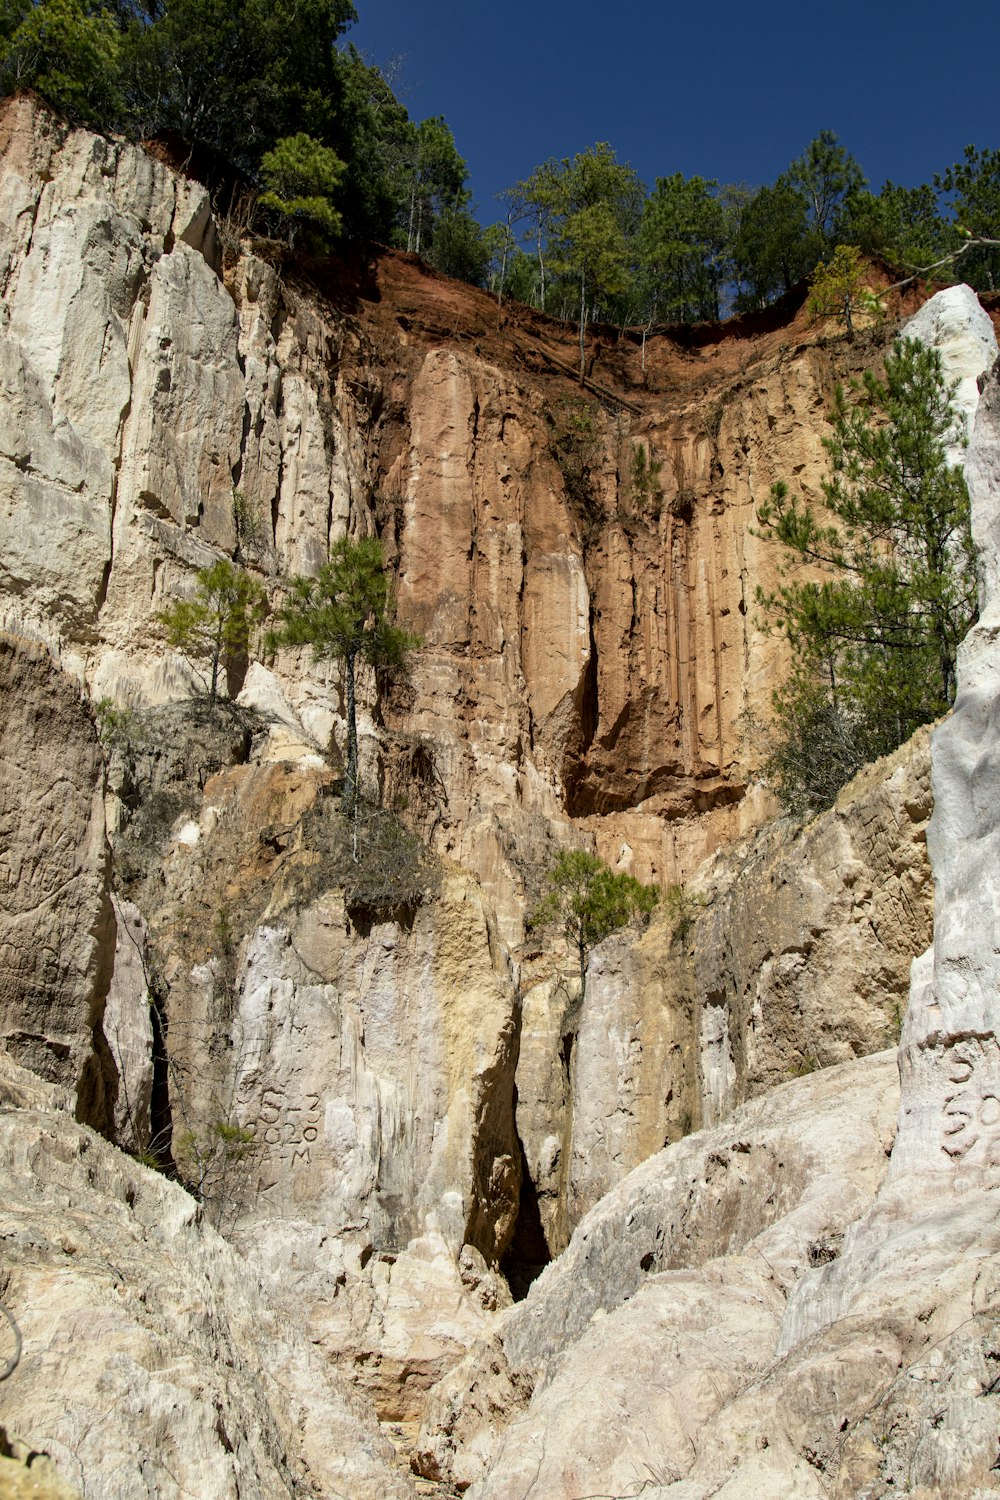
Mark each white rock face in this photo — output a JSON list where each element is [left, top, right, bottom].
[[513, 727, 933, 1257], [0, 634, 115, 1123], [104, 745, 522, 1419], [420, 1052, 898, 1495], [0, 1051, 414, 1500], [5, 96, 1000, 1491], [901, 284, 997, 461], [102, 896, 154, 1153], [772, 296, 1000, 1353]]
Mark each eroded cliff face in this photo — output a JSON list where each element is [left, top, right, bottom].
[[511, 723, 934, 1261], [0, 92, 928, 942], [0, 95, 987, 1493], [413, 291, 1000, 1500], [0, 1052, 416, 1500], [0, 633, 114, 1127]]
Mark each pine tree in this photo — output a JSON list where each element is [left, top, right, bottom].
[[757, 337, 978, 811], [268, 536, 418, 806], [159, 560, 266, 706], [531, 850, 658, 988]]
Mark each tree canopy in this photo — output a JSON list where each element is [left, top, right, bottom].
[[3, 12, 1000, 317], [159, 558, 267, 706]]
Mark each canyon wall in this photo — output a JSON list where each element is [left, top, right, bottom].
[[0, 91, 909, 944], [417, 290, 1000, 1500], [1, 96, 988, 1496]]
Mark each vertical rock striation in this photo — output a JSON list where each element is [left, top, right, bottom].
[[0, 634, 115, 1128]]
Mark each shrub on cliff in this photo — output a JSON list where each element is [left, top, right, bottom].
[[159, 559, 267, 706], [267, 536, 418, 809], [319, 799, 440, 916], [530, 849, 658, 987], [757, 336, 978, 813], [259, 132, 345, 244]]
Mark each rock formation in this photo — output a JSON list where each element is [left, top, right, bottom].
[[0, 633, 114, 1128], [0, 1051, 415, 1499], [0, 91, 921, 937], [513, 725, 933, 1259], [418, 287, 1000, 1498], [1, 93, 998, 1500]]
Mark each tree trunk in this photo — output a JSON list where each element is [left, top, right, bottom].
[[537, 227, 546, 312], [344, 647, 358, 808], [210, 618, 223, 706], [578, 270, 587, 384]]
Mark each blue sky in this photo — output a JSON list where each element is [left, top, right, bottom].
[[349, 0, 1000, 225]]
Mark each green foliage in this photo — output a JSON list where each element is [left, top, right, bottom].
[[625, 441, 663, 520], [515, 143, 644, 374], [231, 487, 267, 559], [159, 559, 267, 706], [636, 172, 728, 323], [531, 849, 658, 985], [757, 337, 978, 812], [268, 535, 418, 804], [213, 904, 235, 958], [11, 3, 1000, 322], [259, 131, 344, 242], [728, 180, 813, 308], [838, 180, 953, 270], [93, 696, 141, 754], [426, 204, 490, 284], [507, 158, 562, 312], [120, 0, 353, 164], [403, 114, 468, 255], [550, 396, 602, 521], [784, 129, 866, 248], [807, 245, 884, 341], [0, 0, 121, 121], [935, 145, 1000, 290], [661, 881, 705, 942], [330, 46, 413, 242]]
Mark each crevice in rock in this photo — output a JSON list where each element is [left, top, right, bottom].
[[96, 387, 133, 619], [562, 612, 599, 812], [272, 383, 285, 546], [500, 1113, 551, 1303], [148, 989, 176, 1175], [0, 168, 46, 304]]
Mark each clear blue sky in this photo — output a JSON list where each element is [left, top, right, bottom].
[[348, 0, 1000, 224]]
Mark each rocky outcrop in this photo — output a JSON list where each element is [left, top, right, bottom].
[[0, 633, 115, 1129], [4, 97, 997, 1491], [419, 1051, 899, 1493], [512, 724, 932, 1257], [0, 1050, 414, 1500], [416, 284, 1000, 1500], [690, 724, 934, 1126], [762, 304, 1000, 1498], [0, 93, 927, 945], [102, 724, 521, 1417], [0, 1433, 83, 1500]]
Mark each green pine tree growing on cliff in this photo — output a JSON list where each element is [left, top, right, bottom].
[[159, 559, 267, 707], [531, 849, 658, 988], [757, 336, 978, 812], [259, 132, 345, 244], [267, 536, 418, 808]]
